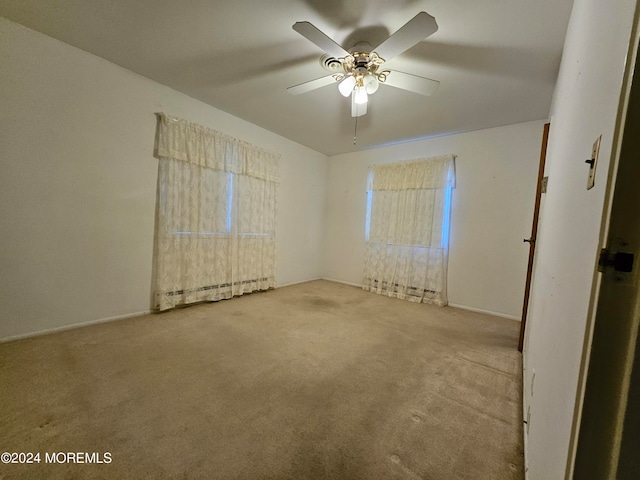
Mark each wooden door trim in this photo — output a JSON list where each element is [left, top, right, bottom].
[[518, 122, 550, 352]]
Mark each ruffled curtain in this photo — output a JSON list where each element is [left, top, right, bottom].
[[363, 155, 455, 306], [153, 113, 280, 311]]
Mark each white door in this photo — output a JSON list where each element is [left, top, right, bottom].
[[572, 36, 640, 479]]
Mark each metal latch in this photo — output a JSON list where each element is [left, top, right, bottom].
[[598, 248, 634, 273]]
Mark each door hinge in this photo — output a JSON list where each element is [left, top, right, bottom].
[[598, 248, 634, 273]]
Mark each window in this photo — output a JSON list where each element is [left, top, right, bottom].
[[161, 171, 272, 238], [363, 155, 455, 306], [153, 113, 279, 311]]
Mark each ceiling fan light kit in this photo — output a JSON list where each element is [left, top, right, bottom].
[[335, 48, 388, 107], [364, 75, 380, 94], [288, 12, 440, 119], [354, 85, 368, 105], [338, 75, 356, 97]]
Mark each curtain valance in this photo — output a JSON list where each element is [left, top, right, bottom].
[[369, 154, 455, 191], [154, 113, 280, 183]]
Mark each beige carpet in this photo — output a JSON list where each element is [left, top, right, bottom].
[[0, 280, 523, 479]]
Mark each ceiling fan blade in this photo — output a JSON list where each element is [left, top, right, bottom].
[[373, 12, 438, 62], [351, 94, 367, 117], [287, 75, 337, 95], [292, 21, 349, 58], [383, 70, 440, 96]]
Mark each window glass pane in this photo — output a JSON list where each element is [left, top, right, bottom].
[[160, 160, 228, 235], [235, 174, 275, 236]]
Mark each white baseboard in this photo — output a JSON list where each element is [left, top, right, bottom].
[[276, 277, 363, 289], [447, 303, 520, 321], [0, 310, 152, 344], [276, 277, 323, 288], [321, 277, 364, 288], [320, 281, 520, 321], [0, 294, 518, 344]]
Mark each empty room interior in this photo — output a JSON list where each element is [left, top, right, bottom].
[[1, 1, 640, 479]]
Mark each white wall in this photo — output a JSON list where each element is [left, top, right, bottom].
[[523, 0, 637, 478], [323, 120, 545, 318], [0, 18, 327, 340]]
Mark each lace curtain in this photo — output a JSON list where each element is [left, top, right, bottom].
[[363, 155, 455, 306], [153, 113, 280, 311]]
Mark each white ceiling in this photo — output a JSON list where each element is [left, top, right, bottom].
[[0, 0, 574, 156]]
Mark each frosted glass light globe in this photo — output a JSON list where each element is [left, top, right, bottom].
[[338, 76, 356, 97], [363, 75, 379, 94], [354, 85, 368, 104]]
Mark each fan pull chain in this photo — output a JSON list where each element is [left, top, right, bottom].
[[353, 115, 358, 145]]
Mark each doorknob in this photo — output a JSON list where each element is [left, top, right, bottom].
[[523, 237, 535, 244]]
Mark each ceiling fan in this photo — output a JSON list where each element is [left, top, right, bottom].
[[287, 12, 440, 117]]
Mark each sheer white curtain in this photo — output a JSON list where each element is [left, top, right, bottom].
[[153, 113, 280, 311], [363, 155, 455, 306]]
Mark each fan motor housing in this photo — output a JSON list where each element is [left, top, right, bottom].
[[355, 63, 368, 75]]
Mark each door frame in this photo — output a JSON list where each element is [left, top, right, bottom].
[[518, 122, 550, 352]]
